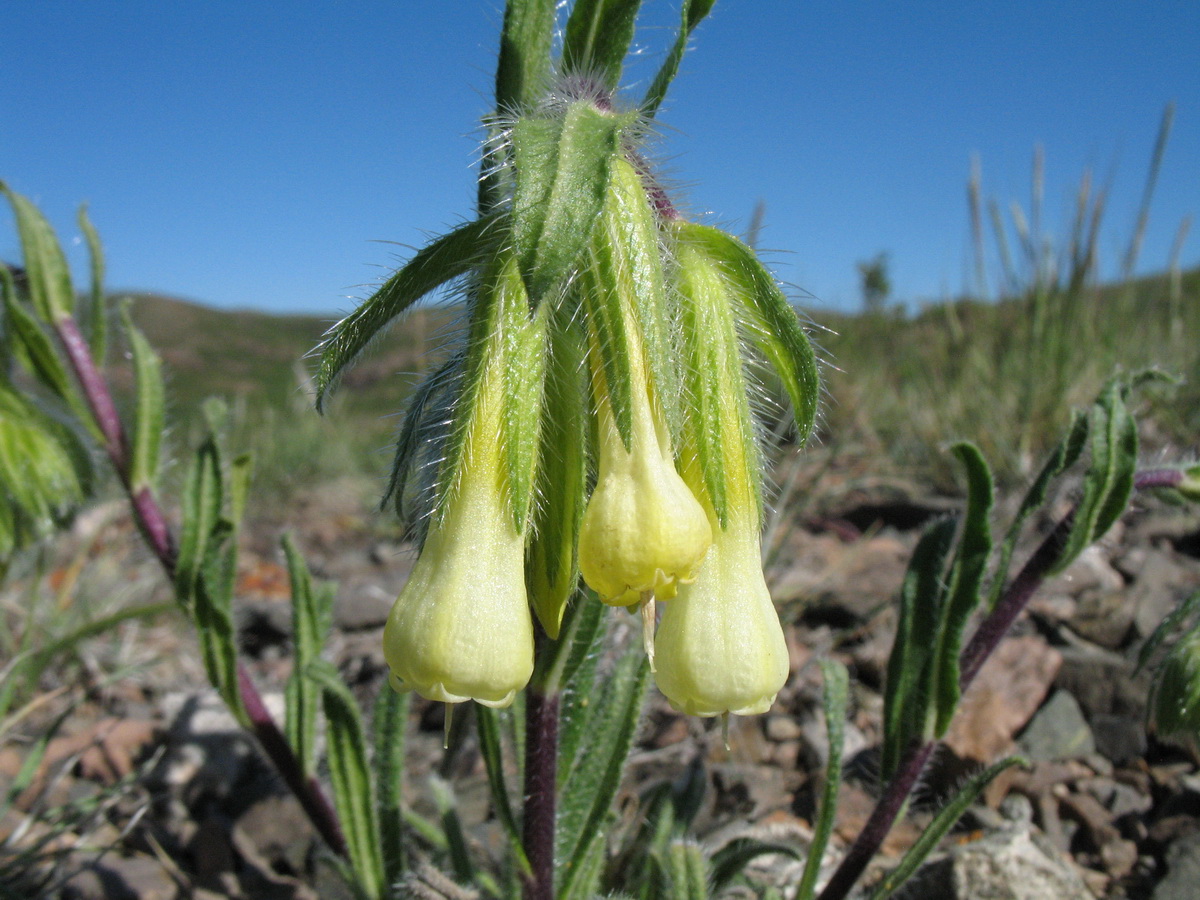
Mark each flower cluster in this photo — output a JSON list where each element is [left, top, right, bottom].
[[319, 74, 818, 719]]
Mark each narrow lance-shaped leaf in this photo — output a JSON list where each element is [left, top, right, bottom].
[[120, 305, 164, 493], [511, 102, 628, 304], [175, 426, 224, 612], [881, 516, 956, 779], [314, 214, 502, 412], [475, 706, 532, 876], [867, 757, 1025, 900], [797, 660, 850, 900], [0, 183, 74, 323], [676, 222, 819, 443], [642, 0, 719, 118], [556, 651, 650, 898], [1, 272, 96, 438], [308, 660, 386, 900], [494, 0, 556, 112], [562, 0, 643, 89], [195, 522, 247, 726], [526, 305, 588, 639], [988, 409, 1087, 608], [933, 442, 994, 736], [1053, 378, 1138, 575], [282, 534, 334, 777], [372, 688, 410, 889], [78, 205, 108, 362], [500, 258, 547, 531]]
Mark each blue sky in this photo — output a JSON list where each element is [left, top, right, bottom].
[[2, 2, 1197, 316]]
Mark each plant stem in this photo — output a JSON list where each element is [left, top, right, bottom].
[[818, 469, 1178, 899], [53, 312, 350, 860], [522, 685, 559, 900], [815, 740, 934, 900]]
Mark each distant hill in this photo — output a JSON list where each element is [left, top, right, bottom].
[[117, 292, 456, 425]]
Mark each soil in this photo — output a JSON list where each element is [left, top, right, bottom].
[[3, 469, 1199, 900]]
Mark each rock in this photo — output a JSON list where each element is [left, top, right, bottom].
[[333, 582, 394, 631], [1054, 642, 1151, 722], [1018, 690, 1095, 761], [1152, 831, 1200, 900], [945, 636, 1062, 763], [1089, 713, 1146, 765], [1066, 590, 1133, 649], [1129, 548, 1200, 641], [62, 853, 176, 900], [905, 825, 1096, 900]]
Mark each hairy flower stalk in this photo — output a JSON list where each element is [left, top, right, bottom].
[[652, 224, 790, 716], [382, 256, 537, 708]]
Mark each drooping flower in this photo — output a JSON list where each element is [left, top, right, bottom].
[[652, 222, 796, 717], [382, 256, 539, 708], [576, 158, 711, 609]]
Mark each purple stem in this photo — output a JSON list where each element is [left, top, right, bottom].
[[522, 686, 559, 900], [53, 313, 349, 860], [816, 741, 935, 900], [238, 667, 348, 857], [817, 468, 1180, 899]]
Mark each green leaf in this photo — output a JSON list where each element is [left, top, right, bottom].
[[1054, 378, 1138, 575], [562, 0, 642, 88], [554, 599, 608, 785], [556, 649, 650, 898], [120, 305, 165, 492], [867, 757, 1025, 900], [675, 222, 819, 444], [371, 688, 410, 889], [0, 383, 90, 556], [642, 0, 718, 118], [663, 839, 708, 900], [194, 523, 246, 725], [881, 517, 956, 779], [475, 706, 531, 876], [175, 424, 223, 612], [557, 830, 607, 900], [1138, 589, 1200, 674], [494, 0, 556, 111], [0, 183, 74, 322], [381, 354, 460, 524], [933, 443, 994, 736], [283, 533, 334, 776], [430, 773, 476, 887], [674, 231, 764, 527], [1, 273, 94, 433], [988, 409, 1087, 608], [511, 102, 626, 303], [314, 215, 501, 412], [711, 838, 800, 896], [309, 660, 386, 900], [526, 308, 588, 639], [796, 659, 849, 900], [500, 264, 548, 531], [77, 205, 108, 362]]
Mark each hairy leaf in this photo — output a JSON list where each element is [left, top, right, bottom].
[[314, 215, 501, 411], [797, 659, 849, 900], [0, 183, 74, 322], [511, 102, 626, 304], [309, 660, 386, 899], [562, 0, 642, 88], [120, 306, 165, 493], [642, 0, 718, 118]]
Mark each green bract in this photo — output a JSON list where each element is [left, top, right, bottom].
[[316, 9, 819, 713]]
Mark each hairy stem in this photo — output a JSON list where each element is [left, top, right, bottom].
[[522, 685, 559, 900], [54, 312, 349, 859]]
